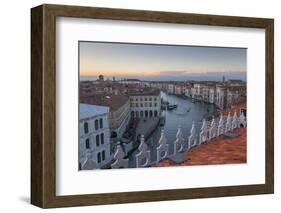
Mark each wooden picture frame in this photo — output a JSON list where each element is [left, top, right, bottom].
[[31, 4, 274, 208]]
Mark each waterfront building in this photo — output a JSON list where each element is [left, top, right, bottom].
[[226, 86, 247, 108], [184, 85, 192, 97], [193, 83, 203, 100], [79, 104, 111, 170], [190, 87, 197, 98], [129, 89, 161, 118], [208, 87, 216, 104], [108, 96, 131, 139], [149, 82, 163, 90], [194, 83, 202, 96], [215, 84, 227, 109], [80, 94, 131, 139], [160, 82, 168, 91], [201, 85, 210, 102], [175, 84, 184, 95], [168, 83, 175, 94]]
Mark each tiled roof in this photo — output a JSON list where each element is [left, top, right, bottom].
[[80, 104, 109, 120], [80, 94, 129, 111], [128, 88, 160, 96], [153, 128, 246, 167]]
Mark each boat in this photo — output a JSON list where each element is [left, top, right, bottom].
[[187, 107, 191, 112], [167, 104, 178, 110]]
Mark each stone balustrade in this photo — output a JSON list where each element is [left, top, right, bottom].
[[110, 111, 247, 169]]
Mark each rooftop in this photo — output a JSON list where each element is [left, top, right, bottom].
[[80, 104, 109, 120], [153, 128, 246, 167], [121, 78, 141, 82], [128, 88, 160, 96], [80, 94, 129, 111]]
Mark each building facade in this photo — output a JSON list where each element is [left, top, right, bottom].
[[108, 99, 131, 139], [79, 104, 111, 170], [129, 90, 161, 118], [184, 85, 191, 97], [175, 84, 184, 95], [168, 84, 175, 94], [215, 85, 227, 109], [226, 86, 246, 108], [208, 87, 216, 104]]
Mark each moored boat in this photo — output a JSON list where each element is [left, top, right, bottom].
[[167, 104, 178, 110]]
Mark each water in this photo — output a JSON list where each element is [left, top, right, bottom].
[[147, 91, 217, 163]]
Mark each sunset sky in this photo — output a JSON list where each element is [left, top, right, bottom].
[[79, 41, 247, 81]]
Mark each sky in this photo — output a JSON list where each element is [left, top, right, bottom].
[[79, 41, 247, 81]]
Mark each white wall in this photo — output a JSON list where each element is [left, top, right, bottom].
[[0, 0, 279, 212]]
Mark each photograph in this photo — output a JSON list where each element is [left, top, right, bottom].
[[78, 41, 247, 170]]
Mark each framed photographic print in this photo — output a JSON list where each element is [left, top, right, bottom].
[[31, 4, 274, 208]]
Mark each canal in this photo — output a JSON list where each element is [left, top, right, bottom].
[[147, 91, 217, 163], [128, 91, 217, 167]]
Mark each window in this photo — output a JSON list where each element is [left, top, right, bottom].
[[149, 97, 152, 101], [84, 122, 89, 134], [101, 133, 104, 144], [154, 97, 157, 101], [136, 103, 139, 107], [97, 152, 101, 163], [145, 98, 147, 101], [85, 138, 90, 149], [149, 103, 152, 107], [140, 98, 143, 101], [140, 103, 143, 107], [99, 118, 103, 128], [95, 119, 99, 130], [144, 103, 147, 107], [154, 110, 158, 117], [102, 150, 105, 161], [135, 98, 138, 101], [96, 134, 100, 147], [145, 110, 148, 117], [154, 103, 157, 107]]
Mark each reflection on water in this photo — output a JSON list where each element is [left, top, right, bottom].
[[147, 92, 216, 163]]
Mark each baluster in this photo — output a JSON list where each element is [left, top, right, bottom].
[[173, 126, 184, 154], [188, 121, 197, 148], [199, 119, 208, 144], [208, 116, 217, 140], [239, 112, 247, 128], [136, 135, 151, 167], [111, 144, 129, 169], [217, 114, 225, 136], [231, 111, 239, 130], [81, 149, 96, 170], [156, 129, 169, 162], [225, 112, 232, 132]]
